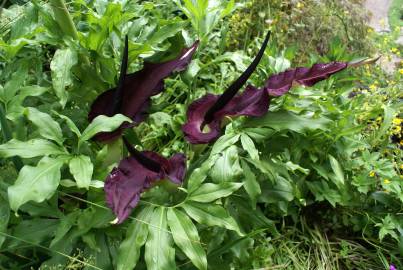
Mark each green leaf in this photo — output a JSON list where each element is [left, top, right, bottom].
[[6, 86, 49, 121], [69, 155, 93, 189], [0, 139, 65, 158], [245, 110, 331, 133], [210, 133, 240, 156], [117, 206, 154, 270], [241, 160, 261, 209], [145, 207, 176, 270], [0, 196, 10, 248], [53, 111, 81, 138], [167, 208, 207, 270], [8, 157, 64, 213], [181, 201, 241, 234], [79, 114, 131, 144], [50, 48, 78, 107], [328, 154, 345, 187], [240, 133, 259, 160], [211, 145, 241, 183], [187, 154, 219, 193], [188, 182, 243, 203], [24, 107, 64, 144], [50, 212, 79, 248]]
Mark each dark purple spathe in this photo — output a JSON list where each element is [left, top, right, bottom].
[[89, 41, 199, 142], [182, 61, 349, 144], [105, 151, 186, 223], [265, 62, 348, 97]]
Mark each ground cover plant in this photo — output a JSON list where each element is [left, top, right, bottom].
[[0, 0, 402, 269]]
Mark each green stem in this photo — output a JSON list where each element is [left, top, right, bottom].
[[49, 0, 90, 66], [0, 103, 23, 170]]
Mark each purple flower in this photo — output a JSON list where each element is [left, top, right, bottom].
[[182, 32, 271, 144], [89, 36, 198, 142], [182, 36, 377, 144], [105, 137, 186, 223], [390, 264, 397, 270], [264, 62, 348, 97]]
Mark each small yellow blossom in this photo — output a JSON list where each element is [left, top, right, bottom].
[[399, 164, 403, 169], [383, 179, 391, 184], [392, 118, 402, 125], [399, 69, 403, 75], [391, 48, 398, 53], [369, 171, 376, 177], [392, 125, 401, 133], [369, 84, 377, 91], [296, 2, 304, 8], [367, 28, 373, 33]]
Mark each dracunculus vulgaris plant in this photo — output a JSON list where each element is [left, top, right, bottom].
[[88, 36, 199, 142], [88, 36, 197, 223], [182, 32, 376, 144]]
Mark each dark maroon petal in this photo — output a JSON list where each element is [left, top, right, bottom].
[[265, 62, 348, 97], [105, 157, 160, 224], [105, 151, 187, 223], [216, 85, 269, 118], [182, 86, 269, 144], [182, 94, 222, 144], [89, 41, 199, 142]]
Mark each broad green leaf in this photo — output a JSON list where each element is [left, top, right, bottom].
[[245, 110, 331, 133], [0, 196, 9, 248], [53, 111, 81, 138], [50, 48, 78, 107], [25, 107, 64, 144], [211, 145, 242, 183], [69, 155, 93, 189], [2, 62, 28, 101], [188, 182, 243, 203], [167, 208, 207, 270], [328, 154, 345, 187], [181, 201, 241, 234], [79, 114, 131, 144], [8, 157, 64, 213], [145, 207, 176, 270], [0, 139, 65, 158], [117, 206, 154, 270], [241, 160, 261, 209], [6, 86, 49, 121], [240, 133, 259, 160]]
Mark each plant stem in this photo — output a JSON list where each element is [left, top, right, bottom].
[[0, 103, 23, 170], [49, 0, 90, 66], [49, 0, 79, 39]]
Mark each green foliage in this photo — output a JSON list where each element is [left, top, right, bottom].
[[0, 0, 402, 269]]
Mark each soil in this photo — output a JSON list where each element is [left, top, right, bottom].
[[364, 0, 402, 73]]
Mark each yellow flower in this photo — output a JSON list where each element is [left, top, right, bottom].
[[369, 84, 377, 91], [399, 69, 403, 75], [399, 164, 403, 169], [383, 179, 391, 184], [296, 2, 304, 8], [392, 118, 402, 125], [367, 28, 373, 33], [392, 125, 401, 133], [369, 171, 376, 177], [391, 48, 398, 53]]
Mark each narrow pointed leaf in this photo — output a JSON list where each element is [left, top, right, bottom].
[[181, 201, 241, 234], [117, 206, 154, 270], [167, 208, 207, 270], [145, 207, 176, 270], [188, 182, 243, 203]]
